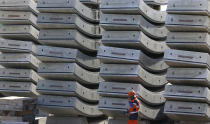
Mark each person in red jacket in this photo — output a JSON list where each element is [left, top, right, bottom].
[[128, 90, 140, 124]]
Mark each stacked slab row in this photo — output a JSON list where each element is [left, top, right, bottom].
[[163, 0, 210, 124], [35, 0, 105, 124], [0, 0, 40, 123], [97, 0, 169, 123]]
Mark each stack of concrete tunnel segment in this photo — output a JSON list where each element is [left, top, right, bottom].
[[0, 0, 41, 123], [163, 0, 210, 123], [0, 0, 105, 124], [98, 0, 169, 123]]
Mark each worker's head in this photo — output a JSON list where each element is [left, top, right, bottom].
[[128, 90, 136, 100]]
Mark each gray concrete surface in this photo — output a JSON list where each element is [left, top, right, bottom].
[[38, 95, 103, 117], [37, 0, 99, 23], [38, 63, 103, 85], [0, 0, 38, 15], [37, 80, 99, 103], [100, 64, 167, 87], [37, 13, 101, 38], [164, 84, 210, 103], [100, 14, 168, 40], [164, 49, 210, 68], [100, 0, 166, 23], [166, 32, 210, 53], [98, 82, 165, 105], [38, 29, 100, 52], [34, 45, 100, 71], [0, 53, 41, 70], [0, 25, 39, 43], [98, 46, 168, 73]]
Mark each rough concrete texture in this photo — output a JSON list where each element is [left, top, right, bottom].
[[37, 0, 99, 23], [166, 32, 210, 53], [38, 95, 103, 117], [100, 64, 167, 87], [98, 45, 168, 73], [100, 14, 168, 40], [37, 80, 99, 102], [37, 13, 101, 38], [98, 82, 165, 105], [38, 29, 100, 52], [100, 0, 166, 23]]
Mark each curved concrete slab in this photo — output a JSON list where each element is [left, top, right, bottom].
[[166, 32, 210, 53], [35, 45, 100, 71], [100, 14, 168, 40], [100, 64, 167, 88], [0, 11, 38, 29], [38, 95, 103, 117], [166, 14, 210, 32], [167, 0, 210, 16], [144, 0, 168, 5], [37, 80, 99, 103], [38, 63, 103, 85], [37, 13, 101, 38], [0, 81, 38, 97], [99, 97, 164, 120], [102, 31, 168, 54], [37, 0, 99, 23], [98, 46, 168, 73], [38, 29, 100, 52], [0, 53, 41, 70], [164, 49, 210, 69], [0, 39, 35, 53], [98, 82, 165, 105], [164, 101, 210, 121], [0, 0, 38, 15], [164, 84, 210, 104], [166, 68, 210, 87], [100, 0, 166, 24], [0, 68, 41, 84], [0, 25, 39, 43]]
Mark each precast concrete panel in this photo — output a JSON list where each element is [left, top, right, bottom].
[[37, 0, 99, 23], [166, 32, 210, 53], [0, 0, 38, 15], [167, 0, 210, 16], [98, 82, 165, 105], [38, 95, 103, 117], [99, 97, 164, 120], [0, 68, 41, 84], [166, 14, 210, 32], [100, 0, 166, 24], [37, 80, 99, 103], [0, 81, 38, 97], [0, 25, 39, 43], [34, 45, 100, 71], [0, 96, 36, 111], [102, 31, 168, 54], [38, 63, 102, 85], [0, 39, 35, 53], [0, 11, 38, 29], [98, 46, 168, 73], [37, 13, 101, 38], [100, 14, 168, 40], [164, 84, 210, 103], [166, 68, 210, 87], [100, 64, 167, 88], [0, 53, 41, 70], [164, 49, 210, 68], [38, 29, 100, 52], [164, 101, 210, 121]]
